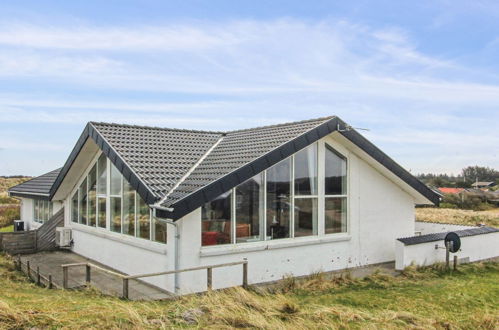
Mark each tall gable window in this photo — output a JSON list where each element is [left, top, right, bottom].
[[201, 141, 348, 246], [324, 145, 347, 234], [70, 153, 166, 244]]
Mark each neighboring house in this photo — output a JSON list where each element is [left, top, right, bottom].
[[471, 181, 496, 189], [8, 116, 439, 294]]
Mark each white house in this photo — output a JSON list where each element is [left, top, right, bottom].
[[8, 116, 441, 294]]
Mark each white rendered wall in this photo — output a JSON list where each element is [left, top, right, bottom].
[[414, 221, 474, 235], [70, 225, 175, 291], [395, 232, 499, 270], [175, 134, 416, 294]]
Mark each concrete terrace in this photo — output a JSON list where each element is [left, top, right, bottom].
[[19, 251, 173, 301]]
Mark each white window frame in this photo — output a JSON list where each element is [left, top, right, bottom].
[[68, 151, 164, 245], [201, 141, 349, 247]]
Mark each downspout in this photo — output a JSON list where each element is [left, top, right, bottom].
[[152, 206, 180, 294]]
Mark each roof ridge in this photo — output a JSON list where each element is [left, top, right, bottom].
[[226, 116, 336, 134], [154, 134, 226, 207], [89, 121, 224, 135]]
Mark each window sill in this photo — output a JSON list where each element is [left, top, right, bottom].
[[70, 223, 167, 255], [200, 234, 351, 257]]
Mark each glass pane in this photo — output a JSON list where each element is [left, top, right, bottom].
[[235, 174, 264, 243], [43, 201, 49, 222], [97, 154, 107, 195], [294, 198, 318, 237], [325, 198, 347, 234], [49, 202, 53, 219], [71, 193, 78, 223], [153, 218, 167, 243], [110, 197, 121, 233], [122, 180, 135, 236], [40, 200, 45, 222], [325, 145, 347, 195], [97, 197, 107, 228], [266, 159, 291, 240], [88, 165, 97, 226], [110, 163, 122, 196], [201, 191, 232, 246], [78, 178, 87, 225], [137, 195, 150, 239], [294, 144, 318, 195]]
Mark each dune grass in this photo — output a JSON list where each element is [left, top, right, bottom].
[[416, 207, 499, 227], [0, 254, 497, 329]]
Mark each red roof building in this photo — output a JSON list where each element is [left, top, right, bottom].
[[438, 187, 465, 194]]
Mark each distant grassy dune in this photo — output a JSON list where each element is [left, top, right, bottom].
[[416, 207, 499, 228]]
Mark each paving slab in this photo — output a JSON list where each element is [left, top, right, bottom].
[[19, 251, 174, 301]]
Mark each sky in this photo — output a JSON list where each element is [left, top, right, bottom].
[[0, 0, 498, 176]]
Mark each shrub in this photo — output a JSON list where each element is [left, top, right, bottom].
[[439, 202, 458, 209]]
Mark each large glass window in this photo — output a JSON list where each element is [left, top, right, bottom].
[[266, 158, 291, 240], [78, 178, 87, 225], [97, 153, 107, 195], [325, 145, 347, 195], [200, 141, 348, 246], [201, 191, 232, 246], [325, 144, 347, 234], [122, 180, 135, 236], [235, 173, 264, 243], [294, 145, 318, 237], [33, 199, 53, 223], [137, 195, 150, 240], [153, 218, 167, 243], [70, 153, 164, 244], [88, 165, 97, 227], [294, 144, 318, 195], [71, 192, 78, 223], [325, 198, 347, 234], [97, 197, 106, 228]]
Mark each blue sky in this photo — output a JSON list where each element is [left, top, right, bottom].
[[0, 0, 498, 176]]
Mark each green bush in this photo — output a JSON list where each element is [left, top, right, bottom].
[[439, 202, 458, 209]]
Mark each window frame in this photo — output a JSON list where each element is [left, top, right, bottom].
[[201, 140, 349, 248], [69, 151, 164, 245], [33, 199, 53, 224]]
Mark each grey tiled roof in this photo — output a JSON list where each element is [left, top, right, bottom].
[[49, 115, 440, 220], [91, 122, 222, 199], [164, 117, 335, 206], [8, 168, 61, 199], [397, 226, 499, 245]]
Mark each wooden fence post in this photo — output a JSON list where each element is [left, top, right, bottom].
[[37, 266, 41, 285], [27, 261, 31, 279], [122, 278, 129, 300], [207, 268, 213, 291], [453, 255, 458, 271], [242, 262, 248, 289], [86, 264, 91, 284], [63, 266, 68, 289], [48, 275, 53, 289]]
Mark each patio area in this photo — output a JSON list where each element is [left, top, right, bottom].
[[18, 250, 174, 301]]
